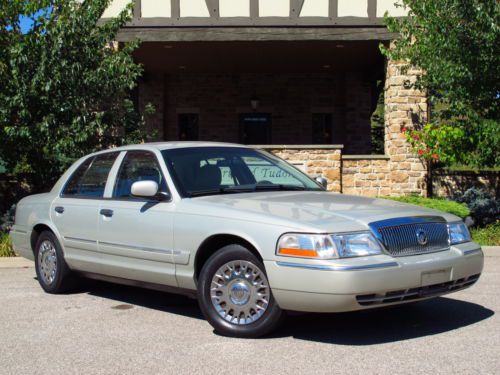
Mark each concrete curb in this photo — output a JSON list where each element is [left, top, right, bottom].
[[0, 257, 34, 268], [483, 246, 500, 257]]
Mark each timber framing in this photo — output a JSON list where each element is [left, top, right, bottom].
[[116, 27, 395, 42], [111, 0, 394, 28]]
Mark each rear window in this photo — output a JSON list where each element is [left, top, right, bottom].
[[62, 152, 118, 198]]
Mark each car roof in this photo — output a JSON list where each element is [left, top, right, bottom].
[[92, 141, 252, 155]]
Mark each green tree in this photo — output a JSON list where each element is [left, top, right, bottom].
[[382, 0, 499, 167], [0, 0, 153, 192]]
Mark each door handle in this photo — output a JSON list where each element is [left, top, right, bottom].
[[54, 206, 64, 214], [100, 209, 114, 218]]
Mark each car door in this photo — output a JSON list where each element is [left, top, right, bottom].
[[50, 152, 120, 272], [96, 150, 177, 286]]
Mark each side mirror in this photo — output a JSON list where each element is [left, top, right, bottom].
[[131, 181, 168, 200], [315, 177, 328, 189]]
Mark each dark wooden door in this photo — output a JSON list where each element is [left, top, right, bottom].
[[239, 113, 271, 144]]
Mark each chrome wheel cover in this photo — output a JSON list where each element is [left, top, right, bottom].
[[210, 260, 270, 325], [38, 240, 57, 285]]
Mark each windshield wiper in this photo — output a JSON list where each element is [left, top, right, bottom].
[[224, 184, 307, 193], [187, 184, 307, 197]]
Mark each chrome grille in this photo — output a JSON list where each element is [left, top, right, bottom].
[[369, 216, 450, 257]]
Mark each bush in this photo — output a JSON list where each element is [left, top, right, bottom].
[[0, 233, 14, 257], [455, 188, 500, 226], [0, 204, 15, 232], [470, 221, 500, 246], [383, 196, 470, 219]]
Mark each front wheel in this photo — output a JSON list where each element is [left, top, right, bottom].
[[197, 245, 284, 338]]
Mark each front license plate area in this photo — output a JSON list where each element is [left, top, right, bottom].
[[421, 268, 451, 287]]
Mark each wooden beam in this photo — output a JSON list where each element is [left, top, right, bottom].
[[290, 0, 304, 18], [116, 27, 396, 42], [368, 0, 377, 20], [171, 0, 180, 19], [205, 0, 219, 18], [250, 0, 259, 19], [329, 0, 338, 20], [133, 0, 141, 20]]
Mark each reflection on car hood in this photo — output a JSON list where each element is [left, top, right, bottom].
[[181, 191, 459, 233]]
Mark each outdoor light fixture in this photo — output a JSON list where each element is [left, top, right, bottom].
[[250, 93, 260, 111]]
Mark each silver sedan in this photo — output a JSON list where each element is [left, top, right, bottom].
[[10, 142, 484, 337]]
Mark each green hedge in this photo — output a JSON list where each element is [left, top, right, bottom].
[[470, 222, 500, 246], [0, 233, 14, 257], [382, 196, 470, 219]]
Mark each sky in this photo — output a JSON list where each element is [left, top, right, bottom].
[[19, 16, 34, 33]]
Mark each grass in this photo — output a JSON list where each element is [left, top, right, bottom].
[[470, 222, 500, 246], [0, 232, 15, 257], [382, 196, 470, 219]]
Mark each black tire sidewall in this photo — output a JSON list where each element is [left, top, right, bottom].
[[34, 231, 70, 294], [197, 244, 283, 338]]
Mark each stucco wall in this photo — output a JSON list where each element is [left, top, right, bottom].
[[103, 0, 408, 19]]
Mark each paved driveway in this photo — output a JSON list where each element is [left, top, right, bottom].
[[1, 250, 499, 375]]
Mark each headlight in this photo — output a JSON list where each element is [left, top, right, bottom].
[[331, 232, 384, 258], [276, 232, 383, 259], [448, 222, 471, 245]]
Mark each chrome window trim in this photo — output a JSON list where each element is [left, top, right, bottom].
[[275, 261, 399, 271], [64, 236, 97, 244], [98, 241, 173, 255]]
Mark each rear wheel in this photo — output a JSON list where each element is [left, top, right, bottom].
[[197, 244, 284, 338], [34, 231, 73, 293]]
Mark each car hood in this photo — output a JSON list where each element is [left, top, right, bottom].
[[181, 191, 459, 232]]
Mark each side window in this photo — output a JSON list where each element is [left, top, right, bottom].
[[113, 151, 167, 198], [62, 153, 118, 198]]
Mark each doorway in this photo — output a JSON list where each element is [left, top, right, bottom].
[[239, 113, 272, 144]]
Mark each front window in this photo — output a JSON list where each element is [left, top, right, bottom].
[[162, 147, 323, 197], [113, 151, 167, 199]]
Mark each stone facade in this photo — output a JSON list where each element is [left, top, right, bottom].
[[342, 156, 391, 196], [433, 171, 500, 199], [384, 60, 428, 196], [265, 147, 342, 192], [137, 61, 430, 197], [139, 72, 374, 154]]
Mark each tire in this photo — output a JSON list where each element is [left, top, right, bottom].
[[34, 231, 73, 294], [197, 244, 284, 338]]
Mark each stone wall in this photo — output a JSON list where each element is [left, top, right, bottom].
[[162, 72, 372, 154], [384, 60, 428, 196], [433, 171, 499, 199], [138, 72, 165, 139], [265, 146, 342, 192], [342, 156, 391, 196]]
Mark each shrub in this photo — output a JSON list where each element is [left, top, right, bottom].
[[0, 233, 14, 257], [383, 196, 470, 219], [0, 204, 16, 232], [470, 221, 500, 246], [455, 188, 500, 226]]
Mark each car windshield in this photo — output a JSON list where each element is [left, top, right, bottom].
[[161, 147, 323, 197]]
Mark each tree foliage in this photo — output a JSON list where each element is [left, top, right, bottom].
[[382, 0, 499, 167], [0, 0, 153, 192]]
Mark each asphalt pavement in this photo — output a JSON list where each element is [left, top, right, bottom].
[[1, 249, 499, 374]]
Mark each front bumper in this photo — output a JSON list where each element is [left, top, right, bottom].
[[265, 242, 484, 313]]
